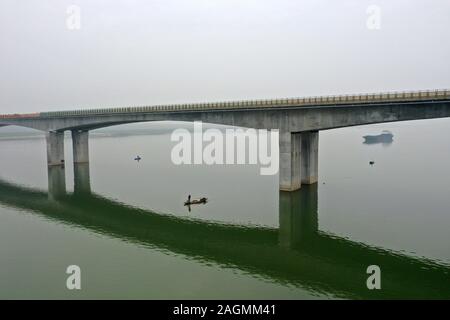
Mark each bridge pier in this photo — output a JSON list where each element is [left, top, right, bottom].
[[72, 130, 89, 163], [46, 131, 65, 166], [279, 184, 318, 249], [279, 131, 319, 191], [279, 132, 302, 191], [301, 131, 319, 185]]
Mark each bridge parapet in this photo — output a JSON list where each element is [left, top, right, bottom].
[[0, 88, 441, 119], [24, 90, 450, 118], [0, 113, 40, 119]]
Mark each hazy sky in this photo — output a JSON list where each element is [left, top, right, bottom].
[[1, 0, 449, 113]]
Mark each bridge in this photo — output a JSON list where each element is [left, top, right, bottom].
[[1, 89, 450, 191], [0, 167, 448, 299]]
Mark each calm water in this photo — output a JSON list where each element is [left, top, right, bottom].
[[0, 120, 449, 299]]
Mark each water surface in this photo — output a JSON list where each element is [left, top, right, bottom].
[[0, 119, 449, 299]]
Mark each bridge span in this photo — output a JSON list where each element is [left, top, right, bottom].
[[1, 89, 450, 191]]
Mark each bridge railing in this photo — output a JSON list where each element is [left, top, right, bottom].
[[0, 113, 40, 120], [1, 89, 449, 119]]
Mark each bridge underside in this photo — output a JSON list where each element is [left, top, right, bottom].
[[2, 100, 450, 190]]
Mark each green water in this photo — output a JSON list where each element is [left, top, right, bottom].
[[0, 120, 449, 299]]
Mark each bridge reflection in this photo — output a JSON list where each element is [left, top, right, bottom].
[[0, 166, 449, 299]]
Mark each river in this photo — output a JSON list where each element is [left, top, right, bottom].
[[0, 119, 449, 299]]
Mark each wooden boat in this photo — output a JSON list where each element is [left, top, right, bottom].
[[184, 197, 208, 206]]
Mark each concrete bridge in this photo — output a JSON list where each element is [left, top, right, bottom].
[[1, 89, 450, 191], [0, 169, 449, 299]]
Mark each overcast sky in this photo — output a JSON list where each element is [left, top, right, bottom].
[[1, 0, 449, 114]]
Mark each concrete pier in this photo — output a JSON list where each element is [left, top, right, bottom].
[[46, 131, 65, 166], [47, 165, 66, 200], [301, 131, 319, 184], [74, 163, 91, 195], [279, 131, 319, 191], [72, 130, 89, 163], [279, 132, 302, 191]]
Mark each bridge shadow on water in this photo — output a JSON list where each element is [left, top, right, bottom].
[[0, 164, 449, 299]]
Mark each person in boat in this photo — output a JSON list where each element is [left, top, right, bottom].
[[186, 195, 192, 212]]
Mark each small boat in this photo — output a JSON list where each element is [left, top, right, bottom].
[[184, 195, 208, 206], [369, 161, 375, 166]]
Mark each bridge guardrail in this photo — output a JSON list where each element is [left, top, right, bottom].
[[1, 89, 449, 119]]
